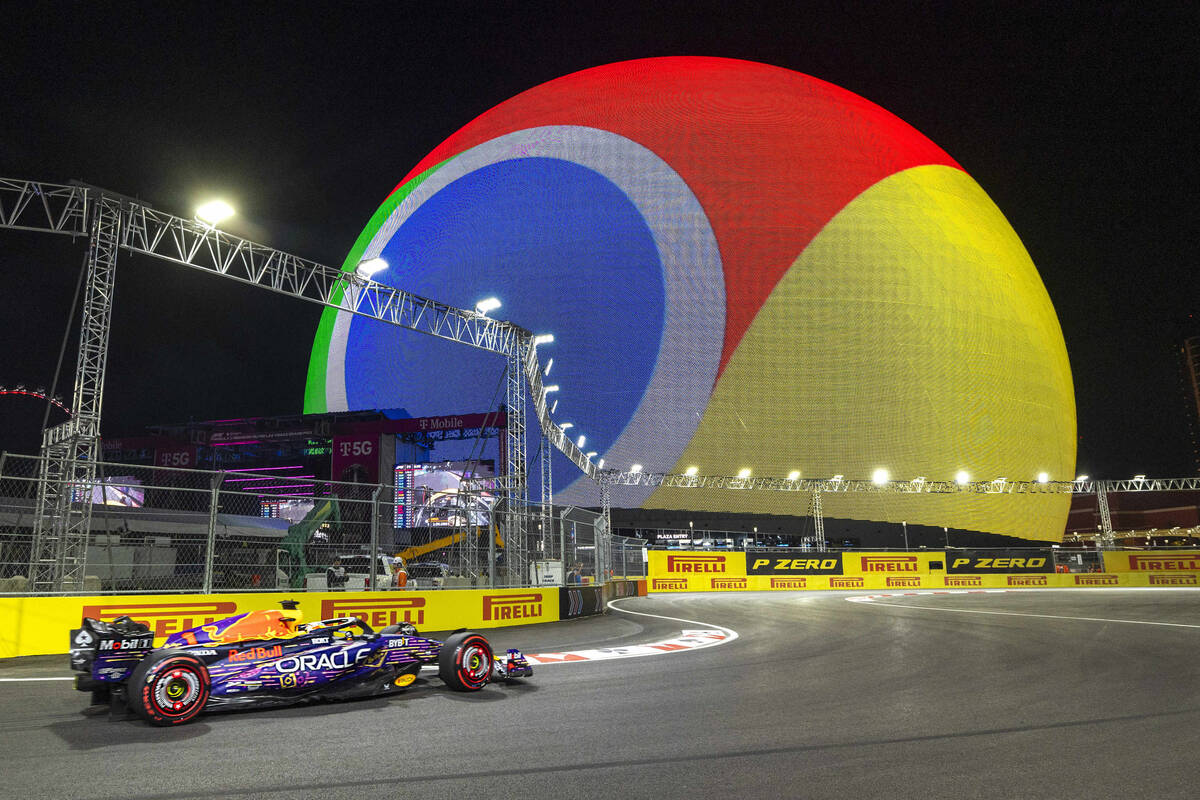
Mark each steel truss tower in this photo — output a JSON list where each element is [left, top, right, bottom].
[[30, 195, 122, 590]]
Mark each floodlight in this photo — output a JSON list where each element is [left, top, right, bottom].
[[737, 468, 751, 479], [787, 470, 800, 481], [872, 468, 889, 485], [685, 466, 699, 476], [355, 257, 388, 278], [955, 470, 970, 485], [474, 297, 502, 315], [195, 199, 235, 225]]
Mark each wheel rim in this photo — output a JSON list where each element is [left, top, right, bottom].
[[458, 641, 491, 686], [152, 666, 203, 714]]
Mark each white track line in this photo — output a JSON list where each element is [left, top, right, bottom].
[[0, 676, 74, 682], [857, 595, 1200, 629]]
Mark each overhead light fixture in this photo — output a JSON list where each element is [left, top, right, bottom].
[[685, 466, 699, 476], [872, 468, 889, 485], [1037, 472, 1049, 484], [543, 385, 560, 393], [577, 435, 586, 448], [195, 199, 235, 225], [787, 470, 800, 481], [474, 297, 502, 315], [586, 451, 597, 458], [955, 470, 970, 485], [544, 358, 553, 376], [1076, 474, 1089, 481], [550, 400, 558, 413], [532, 333, 555, 346], [597, 459, 604, 469], [355, 257, 388, 278], [737, 468, 751, 479], [630, 464, 643, 473], [831, 474, 844, 482], [559, 422, 573, 430]]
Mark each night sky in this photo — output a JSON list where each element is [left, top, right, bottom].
[[1, 2, 1197, 479]]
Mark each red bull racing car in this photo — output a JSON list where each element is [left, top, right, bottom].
[[69, 600, 532, 726]]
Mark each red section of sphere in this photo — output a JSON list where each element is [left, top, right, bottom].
[[396, 57, 961, 377]]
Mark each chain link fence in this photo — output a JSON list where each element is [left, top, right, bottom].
[[0, 453, 635, 595]]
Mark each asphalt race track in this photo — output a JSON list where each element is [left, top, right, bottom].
[[3, 590, 1199, 799]]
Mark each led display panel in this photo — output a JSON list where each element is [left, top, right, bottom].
[[306, 57, 1075, 541]]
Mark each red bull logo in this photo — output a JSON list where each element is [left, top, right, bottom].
[[482, 593, 543, 622], [861, 556, 919, 572], [711, 577, 747, 590], [229, 645, 283, 663], [770, 577, 807, 589], [322, 597, 425, 627], [666, 555, 726, 573], [830, 577, 864, 588], [1007, 576, 1047, 587], [1150, 574, 1198, 586], [886, 576, 921, 587], [81, 601, 238, 639], [1074, 574, 1118, 586], [652, 578, 688, 590], [1128, 555, 1200, 571], [944, 576, 982, 587]]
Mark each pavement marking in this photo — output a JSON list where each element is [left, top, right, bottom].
[[524, 597, 739, 665], [0, 676, 75, 682], [850, 590, 1200, 628]]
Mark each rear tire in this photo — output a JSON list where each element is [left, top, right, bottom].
[[438, 632, 493, 691], [127, 652, 210, 726]]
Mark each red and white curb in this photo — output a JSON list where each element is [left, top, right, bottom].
[[526, 596, 738, 665]]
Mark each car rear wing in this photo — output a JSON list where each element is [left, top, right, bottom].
[[69, 616, 156, 683]]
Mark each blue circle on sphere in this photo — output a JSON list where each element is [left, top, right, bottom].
[[343, 157, 666, 479]]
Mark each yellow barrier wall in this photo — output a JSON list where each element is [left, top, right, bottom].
[[647, 551, 1200, 593], [0, 587, 559, 659]]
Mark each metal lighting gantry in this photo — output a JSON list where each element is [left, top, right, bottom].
[[0, 178, 593, 590], [4, 178, 1200, 588]]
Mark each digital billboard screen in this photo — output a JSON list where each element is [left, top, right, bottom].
[[394, 461, 495, 529]]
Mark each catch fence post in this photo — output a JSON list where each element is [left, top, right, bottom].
[[202, 471, 225, 594]]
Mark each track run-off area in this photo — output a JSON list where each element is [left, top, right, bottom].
[[2, 590, 1199, 799]]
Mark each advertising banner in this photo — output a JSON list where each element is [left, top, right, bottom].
[[1103, 551, 1200, 573], [0, 587, 558, 659], [747, 553, 843, 575], [945, 550, 1054, 574], [331, 435, 380, 483]]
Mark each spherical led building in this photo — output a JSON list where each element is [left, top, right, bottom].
[[306, 57, 1075, 542]]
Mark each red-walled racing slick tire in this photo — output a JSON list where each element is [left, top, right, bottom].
[[438, 632, 493, 691], [128, 652, 211, 726]]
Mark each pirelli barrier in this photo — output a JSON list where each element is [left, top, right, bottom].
[[647, 550, 1200, 593], [0, 588, 559, 659]]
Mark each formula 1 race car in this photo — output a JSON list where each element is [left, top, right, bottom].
[[68, 601, 532, 726]]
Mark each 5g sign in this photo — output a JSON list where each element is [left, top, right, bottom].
[[156, 447, 195, 468], [338, 440, 374, 457]]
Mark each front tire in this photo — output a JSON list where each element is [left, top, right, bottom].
[[438, 632, 493, 691], [127, 652, 211, 726]]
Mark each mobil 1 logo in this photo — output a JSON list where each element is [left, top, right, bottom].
[[747, 553, 844, 575]]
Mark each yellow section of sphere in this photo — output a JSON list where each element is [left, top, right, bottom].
[[651, 165, 1075, 541]]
